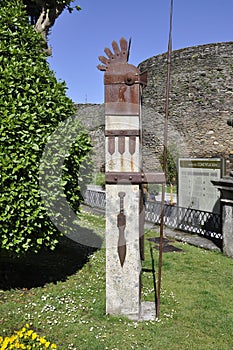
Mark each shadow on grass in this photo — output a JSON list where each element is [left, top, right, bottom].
[[0, 227, 102, 291]]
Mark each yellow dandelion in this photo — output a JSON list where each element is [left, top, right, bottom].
[[39, 337, 46, 345], [51, 344, 57, 349], [45, 341, 50, 348], [17, 330, 24, 339], [26, 330, 33, 337], [1, 337, 10, 350], [19, 344, 26, 350], [3, 336, 10, 342], [31, 332, 38, 341], [14, 341, 21, 349]]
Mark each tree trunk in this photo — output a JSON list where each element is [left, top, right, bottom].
[[23, 0, 66, 55]]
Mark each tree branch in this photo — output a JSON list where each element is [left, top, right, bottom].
[[23, 0, 77, 55]]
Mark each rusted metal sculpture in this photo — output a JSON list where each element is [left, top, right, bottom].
[[97, 38, 147, 116], [98, 37, 165, 319]]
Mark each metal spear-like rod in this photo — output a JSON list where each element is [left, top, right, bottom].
[[156, 0, 174, 319]]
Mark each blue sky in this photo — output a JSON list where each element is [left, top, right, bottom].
[[47, 0, 233, 104]]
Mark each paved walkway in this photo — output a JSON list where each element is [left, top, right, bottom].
[[144, 222, 221, 252], [81, 205, 222, 253]]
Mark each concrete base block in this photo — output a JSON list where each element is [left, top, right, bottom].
[[127, 302, 157, 321]]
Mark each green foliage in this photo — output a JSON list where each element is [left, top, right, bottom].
[[147, 183, 161, 195], [93, 172, 106, 189], [0, 1, 92, 255], [159, 144, 178, 184], [63, 1, 82, 13]]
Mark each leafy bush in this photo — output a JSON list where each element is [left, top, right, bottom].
[[159, 144, 178, 185], [0, 0, 92, 255], [147, 184, 161, 195], [93, 172, 105, 189]]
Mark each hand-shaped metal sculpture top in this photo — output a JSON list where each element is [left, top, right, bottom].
[[97, 37, 130, 71], [97, 38, 146, 115]]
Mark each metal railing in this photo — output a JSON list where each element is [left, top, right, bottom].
[[145, 201, 222, 240], [84, 188, 106, 209], [84, 189, 222, 240]]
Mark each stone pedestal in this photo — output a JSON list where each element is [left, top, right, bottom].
[[105, 111, 143, 319], [106, 184, 141, 317], [212, 177, 233, 258]]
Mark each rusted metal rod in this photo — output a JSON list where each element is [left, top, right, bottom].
[[157, 0, 173, 319]]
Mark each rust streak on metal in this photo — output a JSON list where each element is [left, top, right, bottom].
[[109, 159, 114, 171], [130, 158, 134, 172], [120, 155, 124, 171]]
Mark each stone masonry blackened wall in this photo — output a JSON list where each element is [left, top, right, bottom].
[[139, 41, 233, 171], [75, 42, 233, 174], [75, 103, 105, 172]]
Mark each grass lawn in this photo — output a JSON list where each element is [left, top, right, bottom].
[[0, 211, 232, 349]]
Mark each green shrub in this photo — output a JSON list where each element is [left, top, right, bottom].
[[94, 172, 106, 189], [0, 0, 92, 255], [159, 144, 178, 185]]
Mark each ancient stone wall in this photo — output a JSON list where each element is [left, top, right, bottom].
[[139, 41, 233, 172], [75, 103, 105, 172], [75, 41, 233, 174]]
